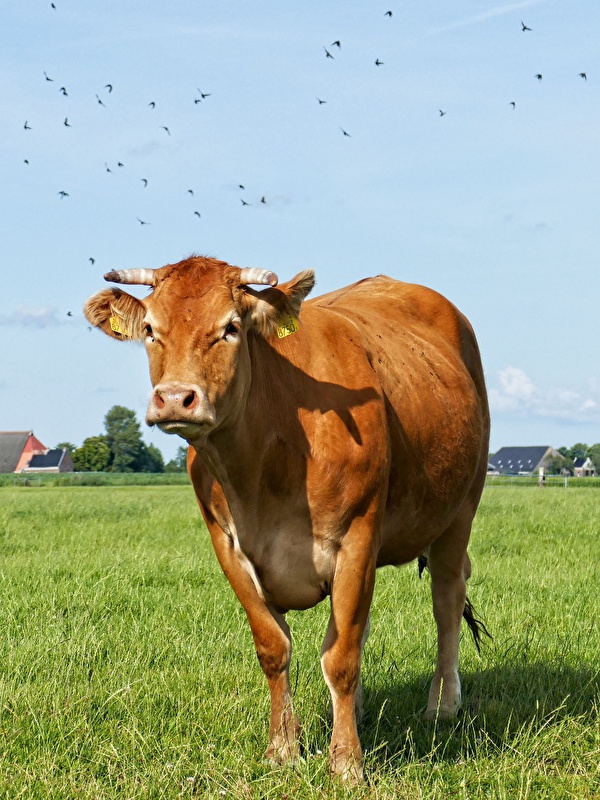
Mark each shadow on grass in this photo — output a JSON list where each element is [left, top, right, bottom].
[[352, 661, 600, 767]]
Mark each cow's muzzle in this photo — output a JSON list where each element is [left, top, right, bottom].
[[146, 382, 216, 437]]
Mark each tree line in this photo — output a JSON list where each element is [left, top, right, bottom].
[[546, 442, 600, 475], [57, 406, 188, 473]]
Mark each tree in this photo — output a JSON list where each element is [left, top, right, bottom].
[[136, 442, 165, 473], [586, 443, 600, 471], [165, 445, 189, 473], [104, 405, 143, 472], [73, 436, 111, 472], [569, 442, 588, 460], [55, 441, 76, 455]]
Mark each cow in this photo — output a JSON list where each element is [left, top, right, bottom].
[[84, 255, 490, 782]]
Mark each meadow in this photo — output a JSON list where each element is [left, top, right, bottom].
[[0, 485, 597, 799]]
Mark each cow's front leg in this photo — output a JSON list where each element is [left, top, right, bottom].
[[320, 537, 376, 783], [205, 520, 301, 764]]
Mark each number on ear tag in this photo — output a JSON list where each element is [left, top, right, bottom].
[[109, 315, 130, 338], [276, 315, 300, 338]]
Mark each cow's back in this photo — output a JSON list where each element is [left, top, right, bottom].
[[309, 276, 490, 564]]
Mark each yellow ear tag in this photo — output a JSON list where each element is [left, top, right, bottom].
[[276, 314, 300, 339], [109, 315, 131, 338]]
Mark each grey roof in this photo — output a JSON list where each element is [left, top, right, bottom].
[[0, 431, 31, 473], [488, 446, 551, 475], [27, 449, 65, 470]]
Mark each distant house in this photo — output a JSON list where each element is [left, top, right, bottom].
[[23, 448, 74, 474], [0, 431, 73, 473], [573, 457, 597, 477], [488, 446, 563, 476]]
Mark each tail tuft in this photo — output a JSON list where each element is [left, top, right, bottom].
[[463, 597, 492, 653]]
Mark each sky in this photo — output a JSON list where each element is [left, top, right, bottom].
[[2, 0, 600, 464]]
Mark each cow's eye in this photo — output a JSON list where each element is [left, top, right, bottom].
[[224, 322, 238, 338], [144, 323, 154, 340]]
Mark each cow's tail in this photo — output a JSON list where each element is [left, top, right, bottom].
[[418, 555, 492, 652], [462, 596, 492, 653]]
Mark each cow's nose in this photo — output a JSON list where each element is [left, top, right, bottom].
[[153, 385, 198, 413]]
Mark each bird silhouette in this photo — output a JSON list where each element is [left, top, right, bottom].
[[59, 87, 68, 96], [95, 94, 106, 106], [105, 84, 113, 92], [324, 47, 334, 59], [194, 98, 202, 105], [510, 101, 516, 109], [194, 211, 201, 217], [64, 117, 71, 126], [89, 257, 95, 265], [161, 126, 170, 135], [148, 101, 156, 109], [239, 184, 245, 190], [439, 109, 446, 116], [331, 40, 341, 48], [104, 163, 113, 173], [24, 121, 32, 130], [261, 196, 266, 204], [197, 90, 212, 99], [316, 97, 327, 104], [385, 10, 392, 17], [67, 311, 73, 317], [141, 178, 148, 187], [117, 162, 124, 168], [375, 59, 384, 66], [58, 191, 69, 198], [136, 217, 149, 225], [340, 127, 351, 137], [44, 71, 53, 81], [535, 74, 542, 81], [188, 189, 194, 196], [579, 72, 587, 81], [521, 21, 532, 31], [24, 159, 29, 164], [241, 198, 251, 206]]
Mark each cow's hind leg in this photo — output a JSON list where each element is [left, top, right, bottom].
[[425, 513, 474, 720]]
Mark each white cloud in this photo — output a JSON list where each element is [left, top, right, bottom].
[[489, 366, 600, 423], [0, 305, 62, 328]]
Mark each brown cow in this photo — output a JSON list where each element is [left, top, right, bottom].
[[84, 255, 490, 782]]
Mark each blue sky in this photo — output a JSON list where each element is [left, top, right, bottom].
[[2, 0, 599, 463]]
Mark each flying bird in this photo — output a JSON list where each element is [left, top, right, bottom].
[[331, 40, 341, 48], [59, 87, 68, 96], [89, 257, 95, 265], [24, 121, 32, 130], [385, 10, 392, 17], [104, 163, 113, 173], [521, 21, 532, 31], [95, 94, 106, 106], [240, 198, 251, 206], [324, 47, 334, 59], [148, 101, 156, 109], [510, 101, 516, 109], [197, 90, 212, 99], [340, 127, 351, 137], [239, 184, 245, 190], [161, 126, 171, 135], [44, 71, 53, 81], [194, 211, 201, 218], [64, 117, 71, 126], [187, 189, 194, 196], [24, 159, 29, 164], [117, 161, 124, 168], [535, 73, 542, 81], [136, 217, 149, 225], [375, 59, 384, 66], [67, 311, 73, 317], [58, 191, 69, 198], [316, 97, 327, 104], [579, 72, 587, 81], [439, 109, 446, 116], [261, 196, 266, 204], [141, 178, 148, 187], [105, 84, 113, 92]]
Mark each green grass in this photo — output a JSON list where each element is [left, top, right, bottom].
[[0, 486, 598, 798]]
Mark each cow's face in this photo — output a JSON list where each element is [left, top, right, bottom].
[[84, 257, 314, 443]]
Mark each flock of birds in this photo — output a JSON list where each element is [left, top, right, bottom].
[[18, 6, 589, 279]]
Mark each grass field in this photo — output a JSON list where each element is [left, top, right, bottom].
[[0, 485, 598, 798]]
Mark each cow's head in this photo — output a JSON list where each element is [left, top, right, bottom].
[[84, 256, 315, 442]]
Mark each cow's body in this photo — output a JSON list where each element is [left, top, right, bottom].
[[85, 256, 489, 782]]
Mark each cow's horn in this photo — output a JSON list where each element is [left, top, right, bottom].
[[104, 269, 156, 286], [238, 268, 278, 287]]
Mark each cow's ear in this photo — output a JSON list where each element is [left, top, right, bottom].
[[240, 270, 315, 337], [83, 288, 146, 341]]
